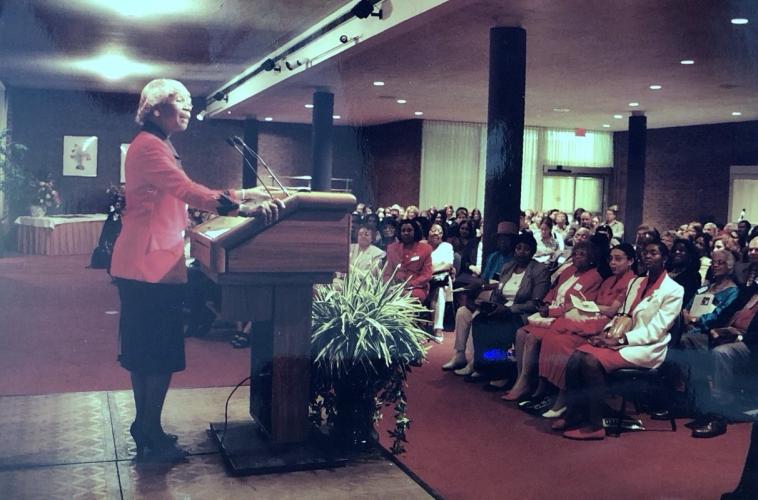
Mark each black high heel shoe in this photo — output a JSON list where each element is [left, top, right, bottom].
[[130, 422, 184, 461]]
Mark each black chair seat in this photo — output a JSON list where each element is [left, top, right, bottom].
[[607, 366, 677, 437]]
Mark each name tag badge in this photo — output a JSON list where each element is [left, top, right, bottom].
[[410, 255, 420, 262]]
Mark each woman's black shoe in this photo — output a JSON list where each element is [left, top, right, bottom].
[[692, 418, 727, 438], [231, 333, 250, 348], [520, 395, 555, 415]]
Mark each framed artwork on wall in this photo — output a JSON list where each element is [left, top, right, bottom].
[[120, 143, 130, 183], [63, 135, 98, 177]]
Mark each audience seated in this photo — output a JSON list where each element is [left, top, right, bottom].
[[668, 238, 705, 307], [349, 224, 386, 276], [384, 219, 433, 302], [536, 243, 638, 416], [502, 241, 603, 405], [556, 241, 684, 440], [354, 199, 757, 446], [469, 233, 550, 389], [533, 216, 564, 267], [426, 223, 455, 341]]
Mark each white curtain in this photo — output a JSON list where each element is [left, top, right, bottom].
[[420, 121, 485, 211], [419, 121, 612, 214], [543, 128, 613, 167]]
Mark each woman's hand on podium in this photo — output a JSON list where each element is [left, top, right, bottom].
[[238, 198, 285, 225]]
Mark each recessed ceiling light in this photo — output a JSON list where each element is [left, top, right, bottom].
[[731, 18, 749, 25], [628, 102, 640, 107], [552, 108, 570, 112], [304, 104, 314, 109], [70, 48, 157, 80], [333, 115, 341, 119], [227, 111, 232, 114], [680, 59, 695, 65], [613, 114, 624, 119], [264, 117, 273, 121], [396, 99, 407, 104], [373, 81, 385, 86], [732, 111, 742, 116], [602, 124, 611, 128], [414, 111, 424, 116], [649, 84, 662, 90]]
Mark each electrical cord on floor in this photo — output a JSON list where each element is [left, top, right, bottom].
[[219, 376, 251, 448]]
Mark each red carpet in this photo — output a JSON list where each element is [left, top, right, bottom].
[[0, 254, 250, 395], [0, 254, 751, 499]]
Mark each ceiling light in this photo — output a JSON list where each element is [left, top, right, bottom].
[[680, 59, 695, 65], [305, 104, 314, 108], [731, 18, 749, 25], [264, 117, 273, 122], [227, 111, 232, 115], [69, 48, 158, 81], [552, 108, 570, 113], [396, 99, 407, 104], [602, 124, 611, 128], [613, 114, 624, 119], [628, 102, 640, 107], [81, 0, 201, 19], [196, 110, 206, 121], [333, 115, 341, 119], [649, 84, 662, 90], [414, 111, 424, 116], [732, 111, 742, 116], [373, 81, 385, 86]]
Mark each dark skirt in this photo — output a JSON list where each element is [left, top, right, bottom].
[[116, 278, 186, 375]]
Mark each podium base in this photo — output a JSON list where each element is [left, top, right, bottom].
[[209, 420, 348, 476]]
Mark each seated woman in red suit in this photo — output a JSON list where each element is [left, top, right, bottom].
[[110, 79, 283, 462], [502, 241, 603, 404], [556, 241, 684, 440], [537, 243, 637, 417], [384, 219, 433, 302]]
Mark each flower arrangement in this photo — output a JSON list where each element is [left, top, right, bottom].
[[35, 178, 61, 210], [106, 183, 126, 216]]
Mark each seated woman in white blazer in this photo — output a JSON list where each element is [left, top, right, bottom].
[[554, 240, 684, 441]]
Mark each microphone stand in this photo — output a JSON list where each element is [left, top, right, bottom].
[[224, 138, 276, 199], [231, 136, 291, 196]]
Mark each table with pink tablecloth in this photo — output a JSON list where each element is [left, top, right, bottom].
[[15, 214, 107, 255]]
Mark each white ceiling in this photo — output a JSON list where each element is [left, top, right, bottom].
[[1, 0, 757, 131]]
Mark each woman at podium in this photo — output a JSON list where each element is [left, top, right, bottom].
[[110, 79, 283, 461]]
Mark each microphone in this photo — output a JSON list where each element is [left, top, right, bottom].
[[224, 137, 276, 199], [230, 136, 290, 196]]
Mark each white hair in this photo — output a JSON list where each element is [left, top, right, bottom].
[[135, 79, 191, 125], [711, 248, 735, 271]]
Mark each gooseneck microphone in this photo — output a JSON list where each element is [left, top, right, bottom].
[[229, 136, 290, 196], [224, 137, 276, 199]]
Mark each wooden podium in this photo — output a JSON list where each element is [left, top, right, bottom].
[[190, 191, 355, 474]]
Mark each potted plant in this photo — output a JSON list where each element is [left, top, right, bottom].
[[310, 267, 431, 454]]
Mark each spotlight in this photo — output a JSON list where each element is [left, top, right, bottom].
[[352, 0, 383, 19], [260, 58, 281, 72], [196, 110, 207, 121]]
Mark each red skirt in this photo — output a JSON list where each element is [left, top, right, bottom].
[[539, 333, 587, 389], [575, 344, 638, 372]]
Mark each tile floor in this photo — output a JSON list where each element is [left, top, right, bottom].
[[0, 388, 432, 499]]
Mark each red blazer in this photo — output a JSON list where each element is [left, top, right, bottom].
[[384, 241, 433, 301], [544, 265, 603, 317], [111, 125, 231, 284]]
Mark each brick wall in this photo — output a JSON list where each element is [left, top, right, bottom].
[[613, 120, 758, 231]]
